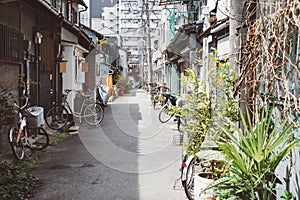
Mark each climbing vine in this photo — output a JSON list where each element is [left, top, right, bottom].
[[236, 0, 300, 125]]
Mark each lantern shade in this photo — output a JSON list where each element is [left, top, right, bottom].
[[82, 62, 88, 72], [59, 62, 67, 73]]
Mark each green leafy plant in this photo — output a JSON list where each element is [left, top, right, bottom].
[[0, 161, 40, 200], [181, 68, 211, 154], [203, 105, 300, 199], [280, 190, 295, 200], [181, 52, 239, 155], [168, 105, 182, 117], [115, 73, 132, 93], [51, 132, 70, 145]]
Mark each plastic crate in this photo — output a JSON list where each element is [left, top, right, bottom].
[[26, 106, 45, 128]]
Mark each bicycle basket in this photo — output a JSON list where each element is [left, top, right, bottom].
[[25, 106, 45, 129]]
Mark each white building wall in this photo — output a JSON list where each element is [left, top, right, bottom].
[[62, 45, 76, 110], [217, 37, 229, 58]]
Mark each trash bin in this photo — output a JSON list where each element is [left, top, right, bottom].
[[26, 106, 45, 128]]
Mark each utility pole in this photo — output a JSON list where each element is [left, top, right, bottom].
[[144, 0, 153, 84], [202, 5, 209, 92]]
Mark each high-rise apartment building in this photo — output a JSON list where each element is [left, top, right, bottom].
[[118, 0, 161, 85], [90, 0, 118, 28], [89, 0, 162, 86]]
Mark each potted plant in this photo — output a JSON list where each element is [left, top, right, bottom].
[[115, 73, 132, 95], [195, 158, 226, 200], [180, 53, 240, 200], [201, 105, 300, 199]]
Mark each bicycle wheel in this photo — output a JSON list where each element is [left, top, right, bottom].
[[182, 157, 197, 200], [84, 103, 104, 125], [8, 125, 25, 160], [159, 104, 172, 123], [29, 127, 49, 150], [182, 157, 206, 200], [45, 105, 69, 130]]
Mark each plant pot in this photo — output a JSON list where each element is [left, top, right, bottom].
[[118, 89, 123, 96], [194, 173, 216, 200]]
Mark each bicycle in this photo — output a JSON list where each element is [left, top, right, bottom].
[[150, 85, 159, 109], [8, 92, 49, 160], [180, 139, 221, 200], [45, 89, 104, 130], [158, 93, 178, 123]]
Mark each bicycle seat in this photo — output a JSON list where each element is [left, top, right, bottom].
[[65, 89, 73, 93], [163, 93, 177, 105]]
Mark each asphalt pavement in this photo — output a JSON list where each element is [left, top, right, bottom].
[[31, 89, 187, 200]]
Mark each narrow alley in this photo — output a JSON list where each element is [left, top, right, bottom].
[[31, 89, 186, 200]]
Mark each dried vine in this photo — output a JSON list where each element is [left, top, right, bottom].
[[237, 0, 300, 126]]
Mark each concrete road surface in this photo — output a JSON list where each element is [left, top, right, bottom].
[[31, 89, 187, 200]]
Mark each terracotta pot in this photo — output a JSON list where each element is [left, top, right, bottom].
[[118, 89, 123, 96]]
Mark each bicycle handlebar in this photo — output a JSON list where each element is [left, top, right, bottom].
[[14, 95, 29, 110], [64, 89, 74, 94], [64, 89, 92, 99]]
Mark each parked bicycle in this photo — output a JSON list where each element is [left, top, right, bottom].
[[158, 93, 184, 132], [180, 137, 220, 200], [8, 91, 49, 160], [45, 89, 104, 130], [158, 93, 178, 123], [149, 84, 159, 108]]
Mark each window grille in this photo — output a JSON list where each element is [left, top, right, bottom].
[[0, 24, 23, 63]]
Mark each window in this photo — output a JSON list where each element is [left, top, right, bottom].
[[61, 0, 67, 18], [51, 0, 56, 8]]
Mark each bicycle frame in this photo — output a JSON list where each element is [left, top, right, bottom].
[[62, 91, 96, 123], [14, 113, 27, 144]]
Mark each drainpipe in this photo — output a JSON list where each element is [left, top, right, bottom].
[[34, 32, 43, 105], [78, 4, 88, 26], [202, 5, 209, 92], [67, 0, 88, 25]]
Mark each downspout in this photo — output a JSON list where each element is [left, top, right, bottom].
[[78, 3, 87, 26], [18, 0, 22, 32], [67, 0, 87, 25], [34, 32, 43, 105]]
